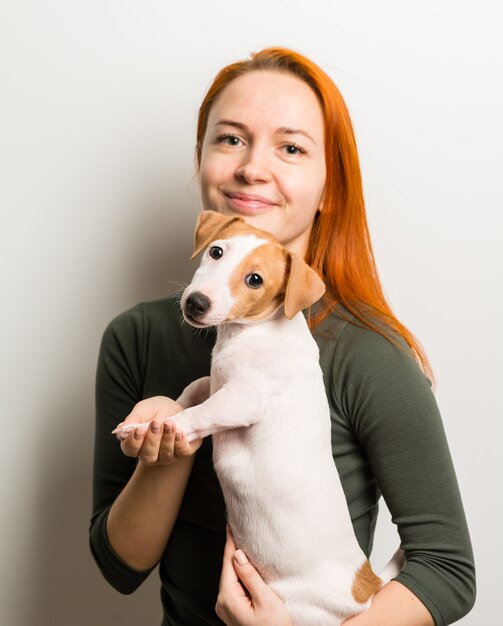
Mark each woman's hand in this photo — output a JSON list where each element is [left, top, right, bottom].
[[216, 526, 293, 626], [115, 396, 203, 465]]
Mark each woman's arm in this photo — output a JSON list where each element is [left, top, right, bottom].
[[342, 581, 434, 626], [331, 322, 476, 624], [107, 454, 194, 571], [90, 305, 206, 592], [106, 402, 201, 571]]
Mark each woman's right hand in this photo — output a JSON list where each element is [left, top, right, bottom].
[[115, 396, 203, 466]]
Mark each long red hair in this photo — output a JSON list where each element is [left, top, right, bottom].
[[195, 47, 432, 381]]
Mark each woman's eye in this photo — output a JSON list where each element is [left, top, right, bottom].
[[217, 134, 242, 147], [282, 143, 306, 156], [209, 246, 223, 260], [245, 273, 263, 289]]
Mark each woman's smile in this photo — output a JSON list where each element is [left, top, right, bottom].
[[221, 190, 279, 214]]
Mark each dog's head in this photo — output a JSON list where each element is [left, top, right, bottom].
[[180, 211, 325, 328]]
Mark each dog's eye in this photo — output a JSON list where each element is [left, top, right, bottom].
[[245, 273, 263, 289], [209, 246, 223, 260]]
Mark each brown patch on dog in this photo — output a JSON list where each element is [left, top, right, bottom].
[[228, 241, 289, 322], [192, 211, 278, 259], [351, 561, 382, 604], [283, 252, 325, 319]]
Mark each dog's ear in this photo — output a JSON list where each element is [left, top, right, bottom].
[[191, 211, 244, 259], [284, 252, 326, 319]]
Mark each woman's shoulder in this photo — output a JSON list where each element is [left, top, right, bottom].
[[102, 294, 193, 342], [100, 293, 214, 356], [313, 305, 404, 357], [315, 307, 437, 446], [105, 294, 181, 328], [314, 306, 432, 394]]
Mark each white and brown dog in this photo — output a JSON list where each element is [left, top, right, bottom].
[[115, 210, 404, 625]]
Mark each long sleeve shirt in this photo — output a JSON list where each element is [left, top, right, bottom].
[[90, 295, 475, 625]]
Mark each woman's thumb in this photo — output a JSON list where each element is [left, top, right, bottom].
[[232, 550, 267, 599]]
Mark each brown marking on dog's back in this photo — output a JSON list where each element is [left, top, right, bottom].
[[352, 560, 382, 604], [228, 241, 289, 321]]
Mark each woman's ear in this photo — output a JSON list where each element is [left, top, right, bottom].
[[284, 252, 326, 319], [191, 211, 243, 259]]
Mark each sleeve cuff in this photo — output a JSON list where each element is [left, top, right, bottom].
[[89, 508, 155, 595], [394, 571, 444, 626]]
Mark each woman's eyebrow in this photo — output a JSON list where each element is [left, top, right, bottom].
[[214, 120, 317, 146], [215, 119, 247, 130], [276, 127, 317, 145]]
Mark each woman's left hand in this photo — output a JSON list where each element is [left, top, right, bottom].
[[216, 526, 293, 626]]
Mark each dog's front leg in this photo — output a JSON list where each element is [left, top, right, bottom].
[[113, 383, 254, 442], [176, 376, 211, 408], [168, 384, 258, 442]]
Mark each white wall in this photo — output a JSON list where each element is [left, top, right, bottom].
[[1, 1, 501, 624]]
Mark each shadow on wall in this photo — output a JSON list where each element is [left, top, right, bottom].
[[16, 201, 198, 626], [17, 386, 164, 626], [124, 192, 199, 304]]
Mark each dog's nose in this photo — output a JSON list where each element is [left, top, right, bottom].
[[185, 292, 211, 318]]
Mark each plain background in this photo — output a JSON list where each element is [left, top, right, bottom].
[[1, 1, 501, 624]]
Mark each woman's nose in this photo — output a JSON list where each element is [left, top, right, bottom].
[[234, 147, 272, 184]]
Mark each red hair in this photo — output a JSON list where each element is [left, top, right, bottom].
[[196, 48, 433, 381]]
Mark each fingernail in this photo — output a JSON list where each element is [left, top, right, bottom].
[[134, 428, 143, 439], [234, 550, 248, 565], [163, 422, 172, 434], [175, 431, 183, 441], [151, 421, 161, 434]]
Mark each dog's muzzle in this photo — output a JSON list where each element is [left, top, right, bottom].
[[183, 291, 211, 323]]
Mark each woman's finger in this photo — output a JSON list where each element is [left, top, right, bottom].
[[157, 421, 177, 464], [216, 526, 252, 624], [173, 429, 195, 457], [231, 541, 269, 607], [219, 526, 249, 599], [137, 420, 164, 464], [120, 426, 147, 457]]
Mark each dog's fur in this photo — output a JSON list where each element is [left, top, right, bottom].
[[115, 211, 404, 625]]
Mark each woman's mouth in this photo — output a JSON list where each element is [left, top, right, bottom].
[[222, 191, 278, 214]]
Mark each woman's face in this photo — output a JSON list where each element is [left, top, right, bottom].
[[198, 70, 326, 257]]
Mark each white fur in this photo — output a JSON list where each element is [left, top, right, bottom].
[[116, 231, 404, 625]]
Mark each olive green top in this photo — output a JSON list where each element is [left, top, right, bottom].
[[90, 295, 475, 625]]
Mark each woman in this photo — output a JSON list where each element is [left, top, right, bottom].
[[90, 48, 475, 625]]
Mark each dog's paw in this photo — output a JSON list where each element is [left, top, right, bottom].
[[112, 421, 149, 440]]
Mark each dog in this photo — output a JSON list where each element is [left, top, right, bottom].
[[114, 210, 404, 625]]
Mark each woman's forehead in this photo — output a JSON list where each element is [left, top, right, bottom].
[[207, 71, 324, 138]]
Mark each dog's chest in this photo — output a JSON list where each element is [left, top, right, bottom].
[[209, 331, 267, 392], [208, 320, 321, 490]]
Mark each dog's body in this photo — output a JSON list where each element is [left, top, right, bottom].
[[197, 313, 375, 624], [115, 211, 404, 625]]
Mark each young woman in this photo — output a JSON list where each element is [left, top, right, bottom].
[[90, 48, 475, 626]]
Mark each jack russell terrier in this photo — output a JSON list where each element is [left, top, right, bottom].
[[114, 210, 404, 625]]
